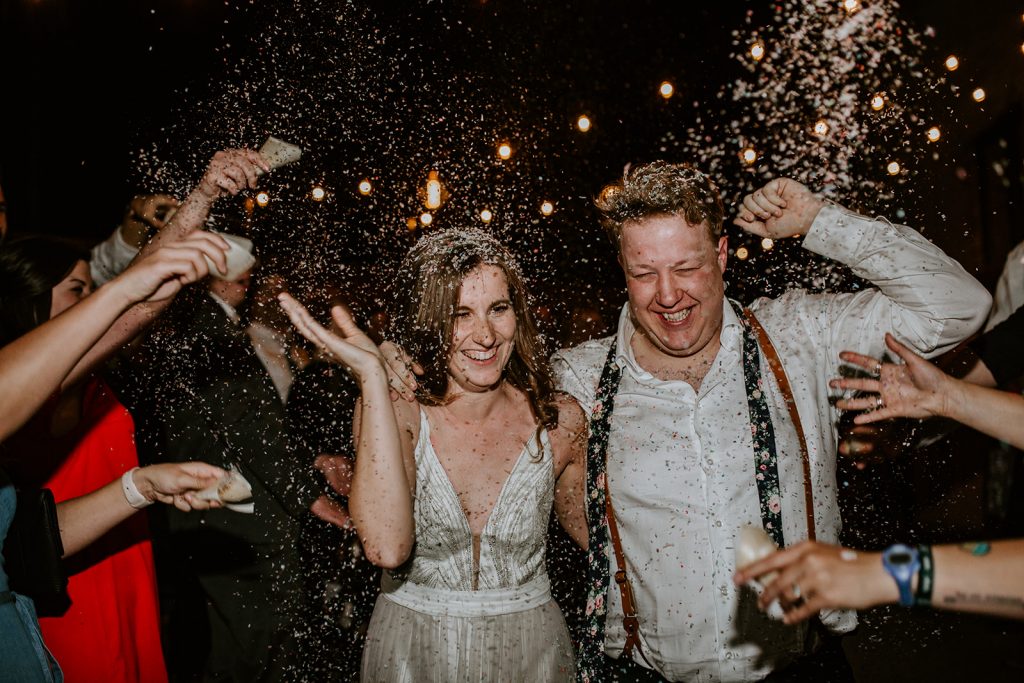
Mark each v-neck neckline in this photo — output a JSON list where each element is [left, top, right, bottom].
[[419, 409, 535, 544]]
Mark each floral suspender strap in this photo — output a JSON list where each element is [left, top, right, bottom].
[[577, 339, 624, 682], [741, 307, 816, 543]]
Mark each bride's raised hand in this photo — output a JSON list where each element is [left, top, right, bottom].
[[278, 292, 383, 381]]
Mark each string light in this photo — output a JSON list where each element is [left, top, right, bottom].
[[972, 87, 986, 102], [740, 146, 758, 165], [358, 179, 373, 195], [887, 161, 901, 175], [540, 200, 554, 216], [761, 238, 774, 251], [255, 191, 270, 207], [406, 217, 418, 231], [420, 212, 433, 226], [812, 119, 830, 138], [311, 186, 326, 201], [870, 93, 886, 111], [735, 246, 749, 260], [925, 126, 941, 142], [842, 0, 861, 14], [479, 209, 493, 223], [497, 142, 513, 159], [577, 115, 592, 132], [944, 55, 959, 71], [659, 81, 674, 99], [749, 41, 765, 61], [423, 170, 444, 209], [1020, 42, 1024, 56]]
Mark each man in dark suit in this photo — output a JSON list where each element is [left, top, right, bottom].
[[147, 268, 320, 682]]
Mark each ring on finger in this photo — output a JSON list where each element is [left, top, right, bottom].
[[873, 362, 882, 376], [792, 583, 802, 600], [875, 395, 884, 409]]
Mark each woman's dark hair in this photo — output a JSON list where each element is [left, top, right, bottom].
[[389, 227, 558, 435], [0, 236, 89, 346]]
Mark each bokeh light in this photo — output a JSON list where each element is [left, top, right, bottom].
[[419, 211, 433, 226], [945, 54, 959, 71], [479, 208, 493, 223], [740, 146, 758, 165], [761, 238, 774, 251], [358, 179, 373, 195], [750, 41, 765, 61], [497, 142, 513, 159], [925, 126, 941, 142], [255, 191, 270, 207], [659, 81, 674, 99], [540, 200, 554, 216], [576, 115, 592, 132], [972, 87, 986, 102], [311, 185, 326, 201], [887, 161, 901, 175], [735, 246, 749, 260]]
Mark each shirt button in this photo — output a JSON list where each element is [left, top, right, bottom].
[[720, 585, 729, 597], [714, 520, 723, 528]]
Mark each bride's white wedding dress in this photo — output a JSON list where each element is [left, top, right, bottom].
[[360, 409, 575, 682]]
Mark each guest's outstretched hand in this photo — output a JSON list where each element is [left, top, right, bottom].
[[831, 333, 953, 424], [135, 462, 228, 512], [110, 230, 230, 304], [733, 541, 894, 625], [278, 292, 383, 381], [734, 178, 824, 239]]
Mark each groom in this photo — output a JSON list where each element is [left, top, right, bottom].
[[551, 162, 990, 681]]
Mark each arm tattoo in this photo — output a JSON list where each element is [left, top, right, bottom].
[[957, 542, 991, 556], [942, 591, 1024, 613]]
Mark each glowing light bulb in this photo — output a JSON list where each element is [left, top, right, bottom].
[[311, 186, 326, 201], [497, 142, 513, 160], [255, 191, 270, 207], [540, 201, 554, 216], [945, 55, 959, 71], [420, 212, 433, 226], [761, 238, 774, 251], [577, 115, 592, 132], [735, 246, 749, 260], [358, 179, 373, 195], [843, 0, 861, 13], [972, 87, 986, 103], [479, 209, 493, 223], [887, 161, 901, 175], [925, 126, 941, 142], [870, 93, 886, 111], [740, 146, 758, 165], [813, 119, 830, 138], [659, 81, 674, 99], [750, 41, 765, 61], [424, 170, 442, 209]]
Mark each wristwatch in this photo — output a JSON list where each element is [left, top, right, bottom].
[[881, 544, 920, 607]]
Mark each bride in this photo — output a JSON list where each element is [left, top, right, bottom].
[[279, 228, 587, 682]]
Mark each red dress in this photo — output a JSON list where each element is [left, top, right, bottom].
[[8, 377, 168, 683]]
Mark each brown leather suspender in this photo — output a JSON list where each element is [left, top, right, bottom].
[[603, 480, 651, 664], [743, 308, 816, 541]]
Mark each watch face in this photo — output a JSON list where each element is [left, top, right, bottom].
[[889, 551, 913, 565]]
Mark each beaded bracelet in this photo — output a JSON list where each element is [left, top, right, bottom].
[[121, 467, 154, 509], [914, 544, 933, 607]]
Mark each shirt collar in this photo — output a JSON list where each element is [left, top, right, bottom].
[[208, 291, 241, 324], [613, 298, 744, 378]]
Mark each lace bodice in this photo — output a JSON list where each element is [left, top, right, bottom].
[[398, 410, 554, 591]]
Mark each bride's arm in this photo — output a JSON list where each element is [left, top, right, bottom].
[[278, 294, 415, 568], [550, 394, 589, 551], [350, 386, 418, 568]]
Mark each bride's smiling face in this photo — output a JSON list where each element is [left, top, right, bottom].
[[446, 265, 517, 395]]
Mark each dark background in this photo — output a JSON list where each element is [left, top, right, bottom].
[[2, 0, 1023, 294]]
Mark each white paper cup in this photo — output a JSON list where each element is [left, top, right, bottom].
[[205, 232, 255, 281]]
